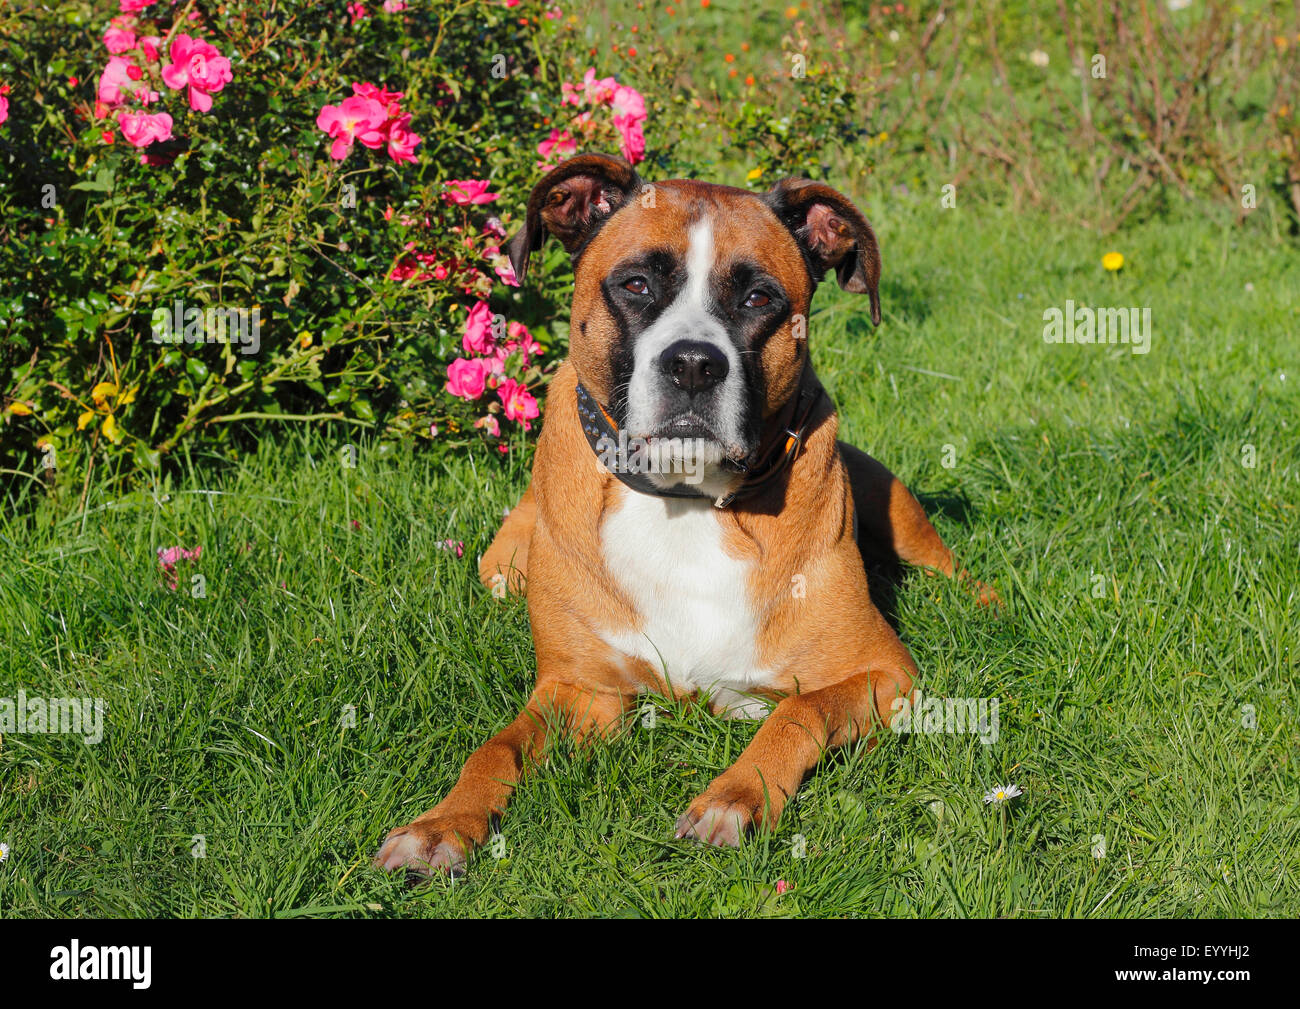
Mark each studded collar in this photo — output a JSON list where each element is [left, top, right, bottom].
[[574, 366, 826, 510]]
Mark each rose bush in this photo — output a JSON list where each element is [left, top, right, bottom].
[[0, 0, 874, 503]]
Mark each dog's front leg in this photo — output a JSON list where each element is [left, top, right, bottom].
[[675, 666, 914, 847], [375, 680, 629, 876]]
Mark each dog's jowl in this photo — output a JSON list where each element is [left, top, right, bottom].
[[376, 153, 993, 876]]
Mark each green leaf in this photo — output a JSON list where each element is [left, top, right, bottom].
[[70, 168, 115, 193]]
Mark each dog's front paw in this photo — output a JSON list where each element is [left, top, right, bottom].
[[373, 814, 484, 878], [675, 780, 768, 848]]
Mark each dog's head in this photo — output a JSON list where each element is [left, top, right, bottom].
[[508, 152, 881, 475]]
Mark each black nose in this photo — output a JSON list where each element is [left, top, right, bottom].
[[660, 340, 729, 394]]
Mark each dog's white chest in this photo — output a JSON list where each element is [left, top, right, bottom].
[[599, 490, 774, 717]]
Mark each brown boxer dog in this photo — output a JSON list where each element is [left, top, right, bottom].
[[375, 153, 992, 877]]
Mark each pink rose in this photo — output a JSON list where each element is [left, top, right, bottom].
[[389, 258, 419, 282], [97, 57, 133, 106], [446, 356, 488, 400], [482, 246, 519, 287], [536, 128, 576, 170], [161, 34, 232, 113], [316, 95, 387, 159], [157, 545, 201, 569], [579, 68, 617, 105], [384, 112, 421, 164], [498, 379, 540, 430], [488, 322, 540, 374], [157, 544, 201, 590], [507, 321, 541, 363], [352, 81, 404, 114], [119, 0, 156, 11], [96, 57, 158, 110], [611, 84, 648, 165], [611, 84, 646, 123], [462, 301, 496, 355], [382, 0, 409, 12], [443, 179, 498, 205], [493, 257, 518, 287], [475, 414, 501, 438], [103, 27, 137, 54], [117, 110, 173, 147], [615, 116, 646, 164], [0, 95, 7, 127], [139, 35, 161, 63]]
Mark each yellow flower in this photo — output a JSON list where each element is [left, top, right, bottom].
[[746, 167, 763, 181], [117, 385, 137, 407], [77, 410, 96, 431], [91, 381, 118, 407], [785, 5, 798, 18], [299, 330, 313, 348], [102, 414, 122, 444], [7, 402, 32, 416], [1102, 251, 1124, 272]]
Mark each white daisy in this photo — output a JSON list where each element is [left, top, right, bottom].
[[0, 842, 9, 862], [983, 783, 1023, 805]]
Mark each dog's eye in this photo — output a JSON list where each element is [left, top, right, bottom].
[[744, 290, 771, 308], [623, 277, 650, 296]]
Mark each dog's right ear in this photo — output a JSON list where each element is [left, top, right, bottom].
[[506, 153, 643, 283]]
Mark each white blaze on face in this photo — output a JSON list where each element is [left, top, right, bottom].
[[623, 215, 747, 480]]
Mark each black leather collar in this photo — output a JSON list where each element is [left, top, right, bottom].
[[575, 368, 826, 510]]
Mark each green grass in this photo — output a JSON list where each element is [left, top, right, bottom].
[[2, 198, 1298, 918]]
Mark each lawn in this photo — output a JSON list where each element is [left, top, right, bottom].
[[2, 195, 1297, 918]]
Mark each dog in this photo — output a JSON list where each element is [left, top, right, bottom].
[[375, 152, 993, 876]]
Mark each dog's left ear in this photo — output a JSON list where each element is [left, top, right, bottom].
[[506, 152, 643, 283], [765, 178, 882, 325]]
